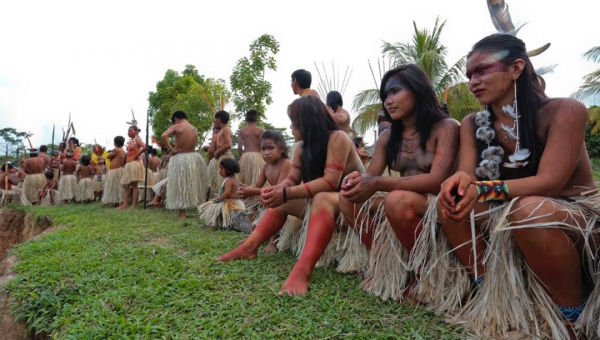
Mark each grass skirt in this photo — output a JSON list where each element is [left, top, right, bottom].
[[91, 175, 105, 192], [138, 169, 157, 202], [198, 199, 246, 228], [101, 168, 124, 204], [39, 189, 59, 206], [76, 178, 95, 202], [58, 174, 77, 201], [157, 168, 167, 182], [238, 152, 263, 186], [120, 160, 144, 185], [166, 152, 208, 210], [152, 178, 168, 199], [23, 173, 46, 204]]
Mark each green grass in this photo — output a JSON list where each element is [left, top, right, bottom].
[[592, 158, 600, 181], [4, 204, 463, 339]]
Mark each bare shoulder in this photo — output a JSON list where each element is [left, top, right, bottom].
[[541, 98, 587, 123], [433, 117, 460, 133], [377, 128, 391, 144], [328, 130, 354, 147], [460, 112, 477, 130]]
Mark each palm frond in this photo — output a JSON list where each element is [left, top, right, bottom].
[[445, 83, 482, 122], [572, 83, 600, 103], [352, 104, 381, 136], [352, 89, 381, 113], [583, 46, 600, 63]]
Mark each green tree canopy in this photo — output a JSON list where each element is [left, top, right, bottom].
[[230, 34, 280, 120], [148, 65, 229, 146], [352, 18, 481, 135], [0, 127, 28, 163]]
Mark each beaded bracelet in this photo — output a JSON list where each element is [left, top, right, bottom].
[[473, 180, 509, 203]]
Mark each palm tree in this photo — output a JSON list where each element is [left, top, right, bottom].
[[352, 17, 481, 136], [572, 46, 600, 104]]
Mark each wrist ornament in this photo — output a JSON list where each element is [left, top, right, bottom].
[[473, 180, 509, 202]]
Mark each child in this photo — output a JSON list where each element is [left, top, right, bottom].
[[38, 171, 59, 206], [102, 136, 126, 206], [58, 149, 78, 204], [51, 150, 61, 180], [75, 155, 95, 203], [197, 158, 245, 229], [238, 130, 293, 253], [0, 163, 19, 207], [92, 156, 107, 201]]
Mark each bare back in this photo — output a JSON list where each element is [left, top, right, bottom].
[[148, 156, 161, 172], [39, 153, 51, 170], [62, 159, 77, 175], [24, 157, 45, 174], [238, 124, 265, 154], [172, 121, 198, 153], [331, 108, 351, 134], [78, 165, 94, 179]]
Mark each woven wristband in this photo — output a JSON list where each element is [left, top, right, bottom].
[[473, 180, 509, 203]]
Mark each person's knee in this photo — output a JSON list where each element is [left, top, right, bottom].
[[509, 196, 550, 223], [384, 191, 415, 222], [339, 195, 356, 218]]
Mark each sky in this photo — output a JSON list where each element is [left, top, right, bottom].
[[0, 0, 598, 152]]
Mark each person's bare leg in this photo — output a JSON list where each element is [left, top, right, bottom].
[[339, 195, 381, 250], [262, 235, 278, 253], [117, 185, 130, 209], [384, 191, 429, 252], [129, 182, 139, 209], [218, 200, 305, 261], [178, 209, 186, 219], [280, 193, 338, 296], [438, 201, 490, 278]]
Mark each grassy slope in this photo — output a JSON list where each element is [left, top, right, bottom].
[[4, 204, 463, 339]]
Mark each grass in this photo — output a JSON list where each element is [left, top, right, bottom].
[[3, 204, 464, 339]]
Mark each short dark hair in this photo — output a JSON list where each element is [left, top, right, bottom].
[[171, 111, 188, 124], [68, 137, 80, 146], [260, 130, 289, 159], [245, 109, 259, 122], [215, 110, 230, 124], [219, 158, 240, 177], [151, 149, 157, 156], [291, 69, 312, 89], [81, 155, 91, 166], [114, 136, 125, 147], [45, 171, 54, 179], [326, 91, 343, 111], [39, 145, 48, 152]]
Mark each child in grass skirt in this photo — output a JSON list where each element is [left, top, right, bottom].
[[198, 158, 245, 229], [92, 156, 107, 201], [76, 155, 95, 203]]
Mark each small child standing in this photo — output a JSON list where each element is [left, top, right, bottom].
[[59, 150, 78, 204], [198, 158, 245, 229], [38, 171, 59, 206], [75, 155, 95, 203], [92, 156, 107, 201], [238, 130, 293, 252]]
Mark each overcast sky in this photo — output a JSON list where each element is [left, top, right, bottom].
[[1, 0, 598, 151]]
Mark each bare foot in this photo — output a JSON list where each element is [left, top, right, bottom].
[[217, 244, 257, 262], [401, 280, 422, 305], [127, 205, 137, 209], [116, 204, 127, 210], [278, 266, 311, 296], [178, 210, 186, 219], [262, 242, 278, 254]]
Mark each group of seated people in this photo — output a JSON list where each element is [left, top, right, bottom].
[[205, 34, 600, 339]]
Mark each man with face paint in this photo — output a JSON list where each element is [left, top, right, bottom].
[[161, 111, 209, 219]]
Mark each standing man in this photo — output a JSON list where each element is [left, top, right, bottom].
[[237, 109, 264, 186], [209, 110, 235, 198], [21, 149, 46, 204], [291, 69, 321, 100], [38, 145, 51, 171], [325, 91, 351, 135], [161, 111, 208, 219]]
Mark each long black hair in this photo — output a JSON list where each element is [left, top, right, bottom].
[[379, 64, 448, 169], [288, 96, 339, 183], [469, 34, 547, 178]]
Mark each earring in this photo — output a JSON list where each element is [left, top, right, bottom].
[[502, 80, 530, 168]]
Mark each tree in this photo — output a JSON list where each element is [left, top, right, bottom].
[[148, 65, 229, 146], [229, 34, 280, 120], [571, 46, 600, 104], [351, 18, 481, 135], [0, 127, 28, 164]]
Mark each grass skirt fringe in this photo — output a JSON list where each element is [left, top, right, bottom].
[[58, 174, 77, 202], [198, 199, 245, 228], [208, 154, 235, 200], [157, 168, 167, 182], [120, 160, 144, 185], [91, 175, 105, 192], [356, 193, 411, 300], [166, 152, 208, 210], [239, 152, 263, 186], [39, 189, 59, 206], [447, 196, 600, 339], [23, 173, 46, 204], [152, 178, 168, 199], [410, 194, 471, 315], [101, 168, 123, 204], [277, 216, 304, 252], [76, 178, 95, 202], [138, 169, 157, 202]]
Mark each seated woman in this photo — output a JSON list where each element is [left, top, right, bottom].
[[217, 95, 364, 296], [339, 64, 459, 302], [437, 34, 599, 339]]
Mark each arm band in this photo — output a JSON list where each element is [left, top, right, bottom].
[[304, 183, 313, 197], [474, 180, 509, 202], [325, 163, 344, 172], [321, 176, 337, 191], [283, 187, 287, 203]]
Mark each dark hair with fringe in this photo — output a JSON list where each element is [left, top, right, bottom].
[[326, 91, 343, 111], [291, 69, 312, 89], [215, 110, 230, 124], [219, 158, 240, 177], [288, 96, 339, 183], [81, 154, 91, 166], [171, 111, 188, 124], [260, 130, 289, 159], [245, 109, 259, 122], [468, 34, 547, 178], [379, 64, 448, 170]]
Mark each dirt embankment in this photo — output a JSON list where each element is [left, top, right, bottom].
[[0, 209, 53, 340]]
